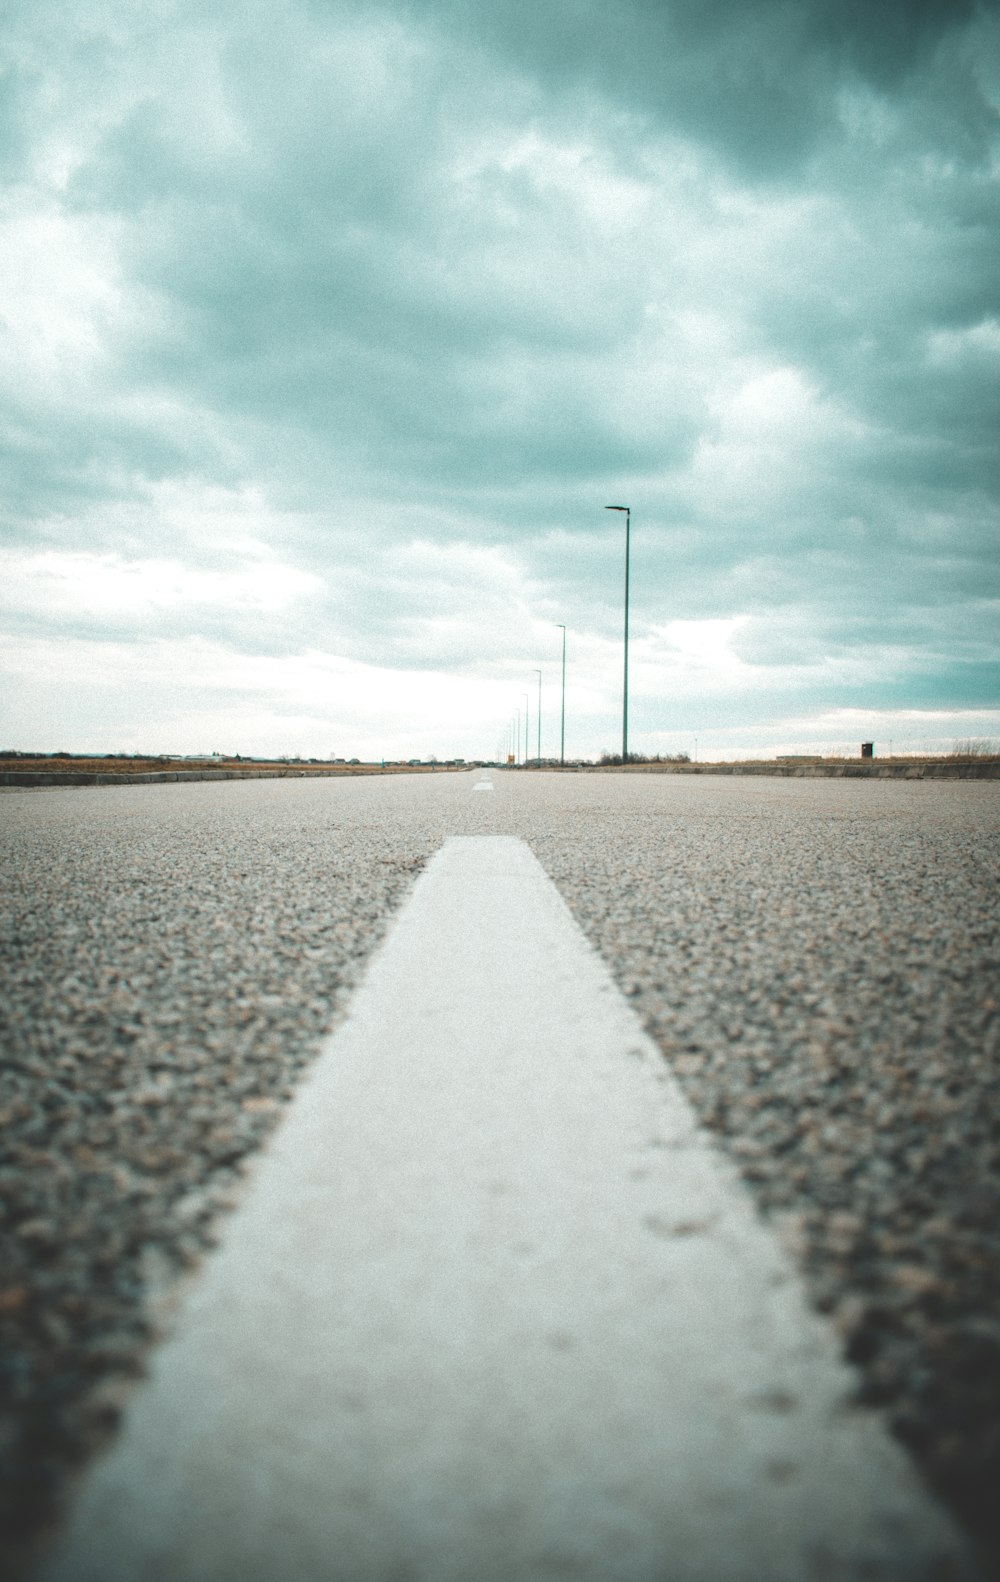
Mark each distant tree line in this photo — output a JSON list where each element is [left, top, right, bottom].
[[598, 750, 691, 765]]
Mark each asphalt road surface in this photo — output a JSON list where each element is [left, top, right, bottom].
[[2, 770, 998, 1575]]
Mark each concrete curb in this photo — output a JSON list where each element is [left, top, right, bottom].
[[543, 762, 1000, 779]]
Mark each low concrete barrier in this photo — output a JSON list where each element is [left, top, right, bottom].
[[567, 761, 1000, 780]]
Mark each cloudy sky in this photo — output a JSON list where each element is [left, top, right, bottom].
[[2, 0, 998, 761]]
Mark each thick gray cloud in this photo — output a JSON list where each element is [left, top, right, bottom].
[[0, 0, 997, 758], [400, 0, 988, 173]]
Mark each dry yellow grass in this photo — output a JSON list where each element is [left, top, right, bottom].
[[0, 755, 461, 776]]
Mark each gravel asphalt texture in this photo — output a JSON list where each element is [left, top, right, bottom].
[[2, 769, 998, 1576]]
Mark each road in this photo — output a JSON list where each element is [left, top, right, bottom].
[[2, 769, 998, 1574]]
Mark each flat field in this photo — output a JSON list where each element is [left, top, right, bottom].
[[1, 756, 459, 778]]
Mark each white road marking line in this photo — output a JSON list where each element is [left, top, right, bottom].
[[39, 837, 977, 1582], [472, 779, 494, 791]]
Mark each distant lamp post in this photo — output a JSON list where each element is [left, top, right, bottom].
[[523, 693, 530, 766], [605, 505, 631, 762], [533, 669, 542, 762], [554, 625, 567, 765]]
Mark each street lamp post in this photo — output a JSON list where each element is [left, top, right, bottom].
[[605, 505, 631, 763], [533, 669, 542, 762], [523, 693, 530, 766], [555, 624, 566, 765]]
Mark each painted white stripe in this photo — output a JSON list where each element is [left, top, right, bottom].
[[39, 837, 976, 1582]]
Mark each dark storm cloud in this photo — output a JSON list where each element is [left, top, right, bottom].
[[38, 10, 664, 509], [399, 0, 988, 174]]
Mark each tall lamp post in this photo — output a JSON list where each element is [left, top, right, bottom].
[[533, 669, 542, 762], [605, 505, 631, 763], [523, 693, 530, 766], [555, 624, 566, 765]]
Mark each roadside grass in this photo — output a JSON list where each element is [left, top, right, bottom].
[[0, 755, 459, 776]]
